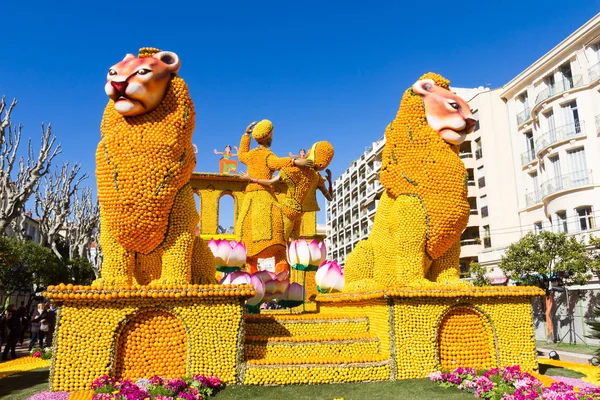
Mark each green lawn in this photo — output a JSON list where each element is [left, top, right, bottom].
[[536, 340, 598, 355], [0, 368, 50, 400], [0, 362, 591, 400], [538, 362, 585, 378], [213, 380, 473, 400]]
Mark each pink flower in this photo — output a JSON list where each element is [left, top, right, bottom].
[[254, 270, 289, 302], [33, 351, 42, 358], [283, 282, 305, 303], [315, 260, 344, 293], [207, 239, 247, 267], [219, 271, 265, 306], [287, 239, 326, 267]]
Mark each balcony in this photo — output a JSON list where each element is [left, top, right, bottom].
[[459, 239, 483, 258], [540, 170, 593, 199], [535, 121, 585, 155], [521, 149, 537, 166], [475, 149, 483, 160], [525, 191, 541, 208], [534, 75, 584, 106], [459, 152, 473, 159], [516, 107, 531, 126], [590, 62, 600, 82]]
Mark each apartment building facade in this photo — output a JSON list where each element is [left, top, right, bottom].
[[325, 136, 384, 265]]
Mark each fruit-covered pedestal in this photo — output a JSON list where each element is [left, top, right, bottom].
[[44, 284, 254, 392]]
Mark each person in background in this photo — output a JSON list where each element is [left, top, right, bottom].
[[45, 302, 57, 347], [18, 301, 28, 346], [2, 305, 22, 360], [29, 303, 46, 350]]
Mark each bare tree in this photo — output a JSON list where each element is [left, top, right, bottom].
[[0, 96, 61, 235], [67, 187, 99, 261], [35, 162, 88, 259]]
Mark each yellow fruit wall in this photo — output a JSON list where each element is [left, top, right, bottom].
[[316, 286, 542, 380], [45, 285, 250, 391], [190, 173, 320, 239]]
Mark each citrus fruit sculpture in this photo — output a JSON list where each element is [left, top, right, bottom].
[[42, 70, 542, 392], [95, 47, 215, 286], [344, 73, 478, 291]]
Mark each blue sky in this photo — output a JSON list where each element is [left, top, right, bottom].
[[1, 1, 599, 227]]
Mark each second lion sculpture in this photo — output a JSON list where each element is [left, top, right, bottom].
[[94, 47, 215, 286], [344, 73, 477, 291]]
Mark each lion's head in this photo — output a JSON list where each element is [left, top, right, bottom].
[[412, 79, 477, 145], [104, 50, 180, 116]]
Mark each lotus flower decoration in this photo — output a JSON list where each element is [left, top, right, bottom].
[[208, 239, 247, 273], [219, 270, 265, 306], [315, 260, 344, 293], [287, 239, 327, 272]]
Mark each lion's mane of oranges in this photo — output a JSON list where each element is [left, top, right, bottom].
[[97, 74, 195, 256]]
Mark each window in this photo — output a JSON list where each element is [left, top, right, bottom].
[[480, 195, 488, 218], [475, 138, 483, 159], [544, 73, 555, 88], [477, 165, 486, 188], [562, 101, 581, 134], [472, 110, 480, 131], [576, 207, 594, 231], [534, 221, 543, 234], [559, 63, 573, 89], [529, 171, 539, 195], [567, 148, 588, 185], [544, 110, 556, 134], [525, 131, 535, 154], [548, 155, 561, 182], [483, 225, 491, 248], [555, 211, 568, 233]]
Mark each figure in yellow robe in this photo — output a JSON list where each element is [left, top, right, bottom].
[[235, 120, 313, 272]]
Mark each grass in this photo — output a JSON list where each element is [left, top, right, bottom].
[[0, 367, 51, 400], [0, 368, 473, 400], [213, 379, 474, 400], [537, 340, 598, 355], [0, 363, 590, 400], [538, 362, 585, 379]]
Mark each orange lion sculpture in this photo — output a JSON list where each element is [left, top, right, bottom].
[[94, 48, 215, 286], [344, 73, 477, 291]]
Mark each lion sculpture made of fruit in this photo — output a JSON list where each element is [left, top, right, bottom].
[[95, 47, 215, 286], [344, 73, 477, 291]]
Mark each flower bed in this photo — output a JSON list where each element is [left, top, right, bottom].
[[429, 365, 600, 399], [91, 375, 222, 400]]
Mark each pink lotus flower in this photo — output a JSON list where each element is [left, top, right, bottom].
[[219, 271, 265, 306], [207, 239, 247, 267], [315, 260, 344, 293], [254, 270, 289, 302], [287, 239, 326, 267], [283, 282, 305, 303]]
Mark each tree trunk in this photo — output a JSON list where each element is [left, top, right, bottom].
[[546, 294, 554, 344]]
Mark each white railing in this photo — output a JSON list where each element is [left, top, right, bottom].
[[589, 62, 600, 82], [540, 170, 593, 199], [534, 75, 584, 105], [535, 121, 585, 152], [521, 149, 536, 166], [516, 107, 531, 125]]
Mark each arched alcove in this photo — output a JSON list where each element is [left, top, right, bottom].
[[115, 310, 188, 380], [436, 306, 497, 370], [194, 191, 202, 236], [217, 192, 235, 234]]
